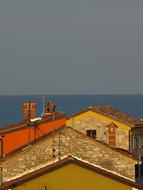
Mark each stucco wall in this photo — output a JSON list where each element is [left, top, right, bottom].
[[13, 164, 133, 190], [0, 127, 136, 181]]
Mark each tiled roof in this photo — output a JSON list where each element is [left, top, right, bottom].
[[92, 106, 141, 126], [0, 126, 136, 164], [0, 126, 136, 183], [1, 155, 142, 190], [70, 105, 141, 127], [0, 112, 66, 135]]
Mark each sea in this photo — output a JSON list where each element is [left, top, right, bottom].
[[0, 95, 143, 128]]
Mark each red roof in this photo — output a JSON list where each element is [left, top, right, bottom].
[[0, 112, 66, 135]]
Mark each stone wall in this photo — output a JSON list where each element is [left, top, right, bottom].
[[0, 127, 136, 181], [69, 116, 129, 150], [116, 127, 129, 149]]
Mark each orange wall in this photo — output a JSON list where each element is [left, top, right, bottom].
[[1, 118, 66, 156]]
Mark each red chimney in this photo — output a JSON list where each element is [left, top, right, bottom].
[[44, 102, 56, 115], [106, 122, 118, 146], [22, 102, 37, 121]]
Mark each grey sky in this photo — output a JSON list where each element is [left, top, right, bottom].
[[0, 0, 143, 95]]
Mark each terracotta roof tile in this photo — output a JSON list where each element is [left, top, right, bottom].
[[69, 105, 141, 127], [91, 106, 141, 126], [0, 112, 66, 135]]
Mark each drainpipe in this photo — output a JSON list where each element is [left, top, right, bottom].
[[136, 136, 143, 184], [129, 130, 131, 152]]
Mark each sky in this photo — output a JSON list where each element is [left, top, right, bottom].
[[0, 0, 143, 95]]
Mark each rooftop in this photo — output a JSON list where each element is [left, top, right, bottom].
[[70, 105, 141, 127], [0, 126, 136, 182], [1, 155, 142, 190], [0, 112, 66, 135]]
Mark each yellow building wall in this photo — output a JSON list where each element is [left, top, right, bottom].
[[67, 110, 131, 132], [13, 163, 133, 190]]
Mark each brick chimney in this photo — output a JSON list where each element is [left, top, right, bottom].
[[44, 102, 56, 115], [106, 122, 118, 146], [22, 102, 37, 121]]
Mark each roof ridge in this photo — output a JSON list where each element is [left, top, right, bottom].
[[0, 125, 66, 161], [67, 126, 137, 160], [1, 155, 142, 190], [0, 126, 136, 169], [69, 105, 141, 127]]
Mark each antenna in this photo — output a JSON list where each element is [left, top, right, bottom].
[[58, 131, 61, 160], [42, 96, 45, 117], [52, 106, 56, 163], [52, 130, 55, 163], [28, 99, 31, 145], [28, 99, 31, 123]]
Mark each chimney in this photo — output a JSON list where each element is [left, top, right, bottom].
[[106, 122, 118, 146], [22, 102, 37, 121], [44, 102, 56, 116]]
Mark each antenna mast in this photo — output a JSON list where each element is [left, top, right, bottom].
[[28, 99, 31, 145], [52, 104, 56, 163], [58, 131, 61, 160], [28, 99, 31, 123], [42, 96, 45, 117]]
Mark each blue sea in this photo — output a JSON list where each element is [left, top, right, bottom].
[[0, 95, 143, 128]]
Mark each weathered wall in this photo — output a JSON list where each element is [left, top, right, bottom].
[[116, 128, 129, 149], [0, 127, 136, 182], [67, 111, 130, 150]]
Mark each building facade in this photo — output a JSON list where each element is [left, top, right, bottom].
[[0, 126, 137, 182], [67, 106, 141, 150]]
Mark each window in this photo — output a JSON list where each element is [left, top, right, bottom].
[[86, 130, 96, 138]]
